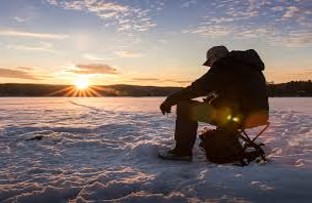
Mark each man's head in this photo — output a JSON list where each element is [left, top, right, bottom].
[[203, 45, 229, 67]]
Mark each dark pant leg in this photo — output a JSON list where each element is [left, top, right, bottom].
[[173, 100, 215, 155]]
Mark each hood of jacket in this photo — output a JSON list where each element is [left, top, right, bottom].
[[227, 49, 265, 71]]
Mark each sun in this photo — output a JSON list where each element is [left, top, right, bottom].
[[75, 77, 89, 90], [49, 76, 116, 97], [49, 80, 115, 97]]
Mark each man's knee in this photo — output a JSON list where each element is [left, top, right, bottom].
[[177, 100, 194, 113], [177, 100, 215, 123], [176, 100, 200, 120]]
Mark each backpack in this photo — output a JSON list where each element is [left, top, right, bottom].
[[199, 128, 259, 165]]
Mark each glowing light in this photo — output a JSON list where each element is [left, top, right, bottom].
[[227, 114, 240, 123], [75, 77, 89, 90]]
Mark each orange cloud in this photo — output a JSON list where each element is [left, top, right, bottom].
[[132, 78, 160, 81], [131, 78, 193, 85], [0, 68, 42, 80], [71, 64, 118, 75]]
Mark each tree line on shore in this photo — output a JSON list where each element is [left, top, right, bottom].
[[267, 80, 311, 97], [0, 80, 311, 97]]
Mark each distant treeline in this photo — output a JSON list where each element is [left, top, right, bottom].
[[0, 81, 311, 97], [267, 80, 312, 97], [0, 83, 182, 97]]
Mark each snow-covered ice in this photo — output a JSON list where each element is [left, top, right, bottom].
[[0, 97, 311, 203]]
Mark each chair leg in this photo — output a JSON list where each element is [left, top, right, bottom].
[[251, 123, 270, 142], [239, 123, 270, 162], [240, 136, 266, 162]]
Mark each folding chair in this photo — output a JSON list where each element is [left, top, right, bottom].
[[238, 122, 270, 162], [235, 114, 270, 163], [198, 112, 269, 165]]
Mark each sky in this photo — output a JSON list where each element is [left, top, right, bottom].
[[0, 0, 311, 86]]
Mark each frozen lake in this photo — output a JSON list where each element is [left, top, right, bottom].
[[0, 97, 311, 202]]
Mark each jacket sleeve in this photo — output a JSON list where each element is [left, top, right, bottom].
[[165, 67, 221, 105]]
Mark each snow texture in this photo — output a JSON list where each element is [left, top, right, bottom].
[[0, 97, 311, 203]]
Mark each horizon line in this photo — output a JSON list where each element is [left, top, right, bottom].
[[0, 80, 311, 87]]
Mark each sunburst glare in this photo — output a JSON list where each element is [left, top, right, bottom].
[[48, 78, 120, 97]]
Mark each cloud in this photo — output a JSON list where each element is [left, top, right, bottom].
[[271, 6, 284, 12], [157, 39, 168, 45], [16, 67, 33, 71], [164, 79, 193, 84], [236, 27, 273, 39], [7, 42, 57, 53], [0, 29, 69, 39], [187, 25, 233, 37], [70, 64, 118, 75], [131, 78, 160, 81], [0, 68, 42, 80], [288, 71, 312, 78], [185, 0, 312, 47], [131, 78, 193, 85], [82, 53, 105, 61], [283, 6, 300, 18], [270, 30, 312, 47], [181, 0, 196, 8], [115, 51, 143, 58], [46, 0, 158, 32], [12, 16, 29, 23]]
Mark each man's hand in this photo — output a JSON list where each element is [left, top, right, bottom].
[[160, 100, 172, 115]]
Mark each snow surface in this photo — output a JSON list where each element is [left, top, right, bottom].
[[0, 97, 311, 203]]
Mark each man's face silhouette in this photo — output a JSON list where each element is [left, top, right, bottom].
[[206, 51, 217, 67]]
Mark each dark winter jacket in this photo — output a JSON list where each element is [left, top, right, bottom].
[[166, 49, 269, 127]]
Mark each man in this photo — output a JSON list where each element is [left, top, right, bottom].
[[159, 46, 269, 161]]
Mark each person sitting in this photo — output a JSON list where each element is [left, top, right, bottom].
[[159, 45, 269, 161]]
